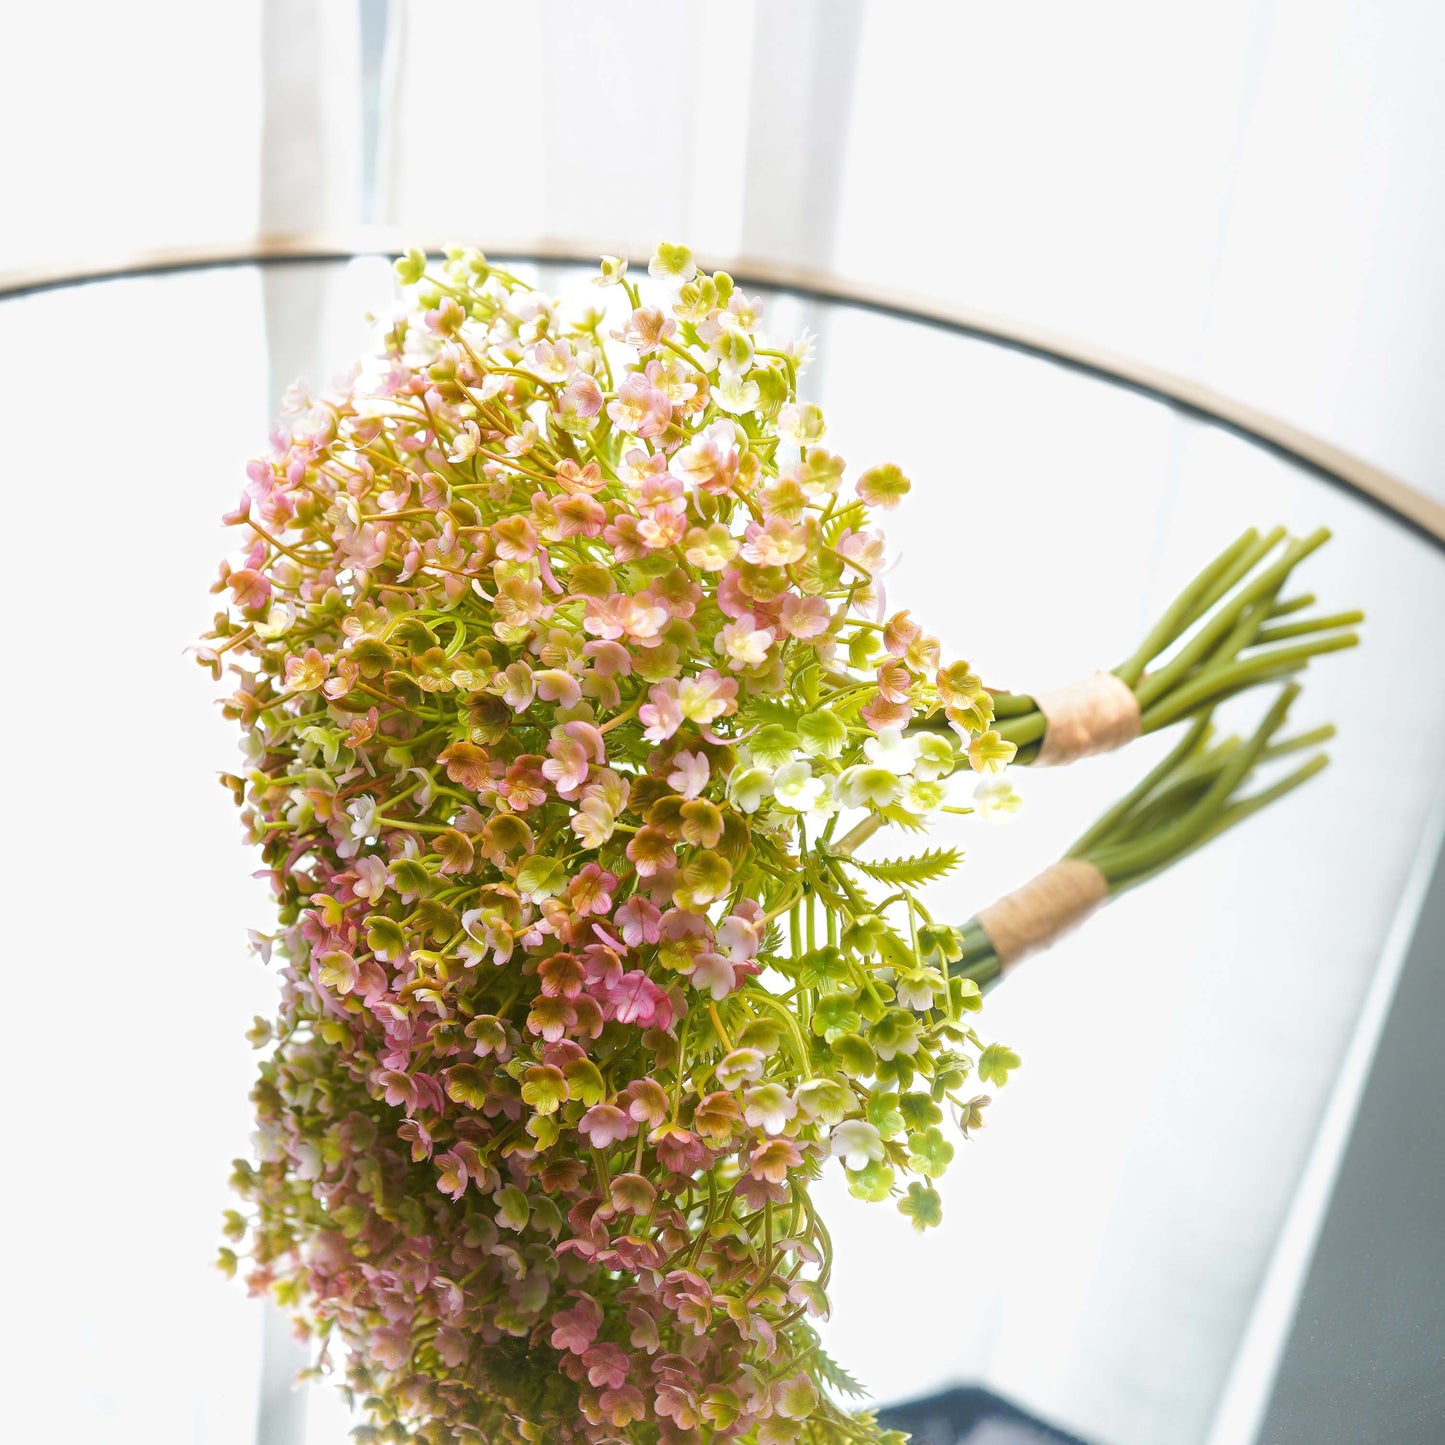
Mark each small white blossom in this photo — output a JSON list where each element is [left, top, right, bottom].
[[863, 727, 920, 775], [743, 1083, 798, 1135], [648, 242, 696, 283], [912, 732, 957, 781], [902, 778, 948, 814], [830, 1119, 885, 1171], [254, 600, 296, 639], [773, 760, 825, 813], [837, 765, 899, 809], [805, 774, 841, 821], [336, 795, 378, 858], [895, 971, 940, 1011], [729, 763, 774, 813], [713, 372, 761, 416], [975, 778, 1023, 818], [446, 418, 482, 463]]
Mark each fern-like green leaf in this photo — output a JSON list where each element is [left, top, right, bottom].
[[875, 804, 931, 834], [814, 1344, 870, 1400], [843, 847, 962, 886]]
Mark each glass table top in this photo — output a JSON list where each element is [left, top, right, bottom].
[[4, 257, 1441, 1445]]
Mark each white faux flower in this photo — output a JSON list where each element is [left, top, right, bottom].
[[336, 795, 378, 858], [773, 760, 825, 812], [713, 371, 761, 416], [974, 778, 1023, 818], [837, 766, 899, 809], [902, 778, 947, 815], [728, 763, 774, 813], [743, 1083, 798, 1135], [253, 600, 296, 639], [805, 774, 841, 820], [647, 241, 696, 283], [830, 1119, 885, 1172], [446, 418, 482, 463], [778, 402, 825, 448], [912, 731, 957, 781], [895, 971, 941, 1011], [863, 726, 920, 775]]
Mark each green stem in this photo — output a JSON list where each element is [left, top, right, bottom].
[[1091, 683, 1299, 881], [1139, 629, 1357, 732], [1114, 528, 1259, 687], [1121, 753, 1329, 891], [1065, 713, 1213, 858], [1253, 609, 1366, 645], [1133, 528, 1329, 711]]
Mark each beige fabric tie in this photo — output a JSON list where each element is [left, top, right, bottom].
[[975, 859, 1109, 969], [1034, 671, 1141, 766]]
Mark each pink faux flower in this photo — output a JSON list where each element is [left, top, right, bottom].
[[569, 863, 617, 916], [606, 374, 672, 437], [227, 568, 271, 610], [640, 680, 683, 742], [578, 1105, 635, 1149]]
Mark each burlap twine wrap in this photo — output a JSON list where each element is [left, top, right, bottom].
[[975, 859, 1109, 969], [1034, 670, 1141, 766]]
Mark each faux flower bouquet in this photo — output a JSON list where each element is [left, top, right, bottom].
[[199, 244, 1358, 1443]]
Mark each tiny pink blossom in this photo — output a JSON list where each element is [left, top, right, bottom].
[[550, 1296, 603, 1355], [607, 971, 672, 1029], [615, 895, 663, 946], [613, 306, 677, 355], [741, 516, 808, 567], [623, 594, 670, 642], [678, 670, 738, 724], [283, 647, 329, 692], [583, 639, 633, 677], [351, 855, 390, 900], [688, 951, 742, 1000], [373, 1325, 411, 1371], [542, 735, 590, 796], [534, 668, 582, 708], [434, 1150, 469, 1200], [227, 568, 271, 610], [578, 1104, 635, 1149], [836, 527, 887, 575], [780, 593, 831, 639], [862, 693, 914, 731], [569, 863, 617, 915], [673, 419, 739, 492], [667, 750, 710, 799], [640, 680, 684, 742], [719, 614, 775, 671], [716, 913, 760, 961], [584, 1340, 631, 1390], [606, 374, 672, 438], [558, 372, 603, 419], [435, 1327, 470, 1368]]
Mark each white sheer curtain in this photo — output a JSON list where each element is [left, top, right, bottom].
[[373, 0, 1445, 504], [827, 1, 1445, 503], [0, 3, 262, 273], [3, 0, 1440, 503]]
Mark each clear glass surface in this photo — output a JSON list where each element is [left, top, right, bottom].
[[6, 259, 1440, 1445]]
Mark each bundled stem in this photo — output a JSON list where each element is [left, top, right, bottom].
[[946, 528, 1361, 763], [954, 684, 1332, 989]]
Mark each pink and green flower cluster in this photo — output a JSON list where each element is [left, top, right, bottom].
[[202, 243, 1015, 1443]]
